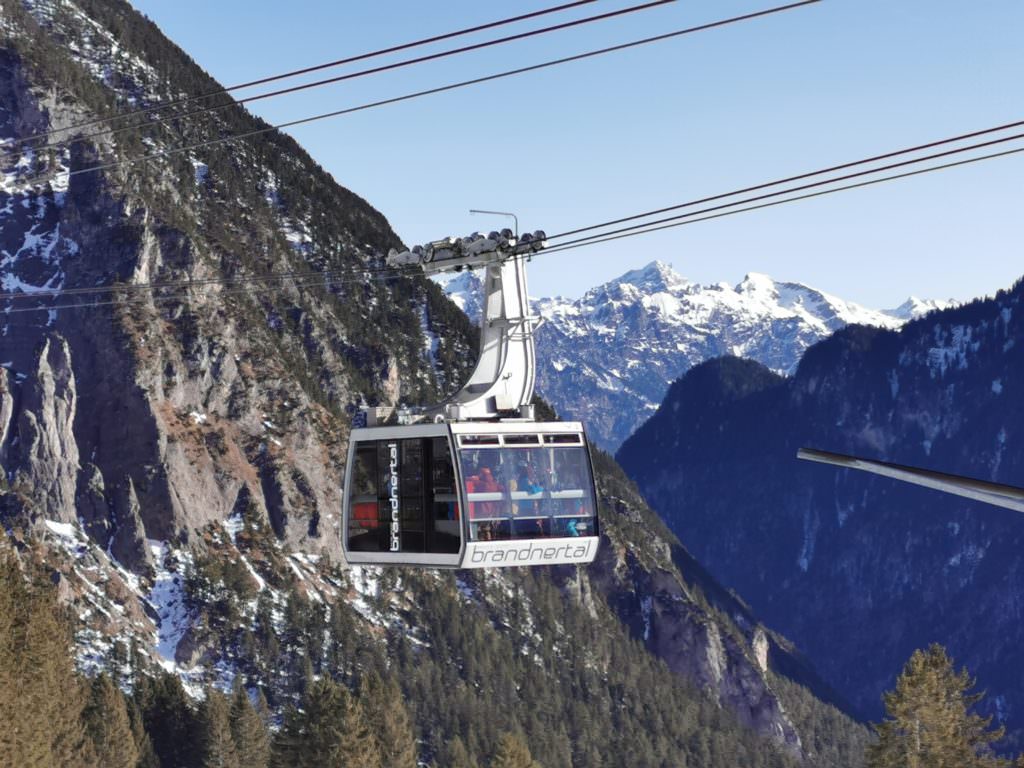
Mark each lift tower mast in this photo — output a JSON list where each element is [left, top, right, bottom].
[[386, 228, 547, 422]]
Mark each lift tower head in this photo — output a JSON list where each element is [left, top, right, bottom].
[[387, 228, 547, 422]]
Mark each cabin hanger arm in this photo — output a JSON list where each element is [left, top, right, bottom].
[[387, 229, 547, 421]]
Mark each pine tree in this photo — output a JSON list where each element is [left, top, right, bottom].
[[136, 671, 199, 768], [445, 735, 479, 768], [229, 681, 270, 768], [867, 644, 1009, 768], [127, 699, 161, 768], [0, 553, 97, 767], [0, 554, 47, 766], [271, 678, 381, 768], [200, 689, 239, 768], [360, 671, 417, 768], [84, 674, 139, 768], [491, 732, 541, 768]]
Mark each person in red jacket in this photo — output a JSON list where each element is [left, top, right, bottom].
[[477, 467, 502, 519], [465, 474, 480, 519]]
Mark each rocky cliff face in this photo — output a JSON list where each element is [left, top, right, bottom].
[[0, 0, 867, 762], [441, 261, 950, 450], [0, 1, 474, 563], [618, 278, 1024, 743]]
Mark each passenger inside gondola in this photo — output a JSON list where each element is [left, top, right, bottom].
[[515, 460, 543, 516], [458, 438, 597, 544]]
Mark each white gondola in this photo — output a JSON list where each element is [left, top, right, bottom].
[[342, 228, 600, 568], [344, 421, 598, 568]]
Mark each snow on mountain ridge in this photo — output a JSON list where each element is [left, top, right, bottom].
[[888, 295, 959, 320], [606, 260, 691, 293], [438, 261, 951, 450], [432, 270, 483, 321]]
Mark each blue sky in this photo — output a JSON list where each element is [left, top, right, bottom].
[[129, 0, 1023, 308]]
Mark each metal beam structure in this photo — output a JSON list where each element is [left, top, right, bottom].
[[387, 229, 547, 421], [798, 447, 1024, 514]]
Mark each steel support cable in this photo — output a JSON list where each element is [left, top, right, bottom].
[[548, 119, 1024, 240], [6, 0, 601, 149], [538, 146, 1024, 256], [8, 144, 1023, 313], [3, 117, 1018, 306], [56, 0, 821, 179], [0, 265, 394, 302], [0, 267, 427, 314], [541, 130, 1024, 249], [24, 0, 678, 157]]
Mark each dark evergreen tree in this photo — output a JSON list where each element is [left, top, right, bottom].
[[444, 735, 478, 768], [229, 682, 270, 768], [0, 553, 97, 767], [868, 644, 1009, 768], [271, 678, 380, 768], [136, 671, 199, 768], [491, 732, 541, 768], [84, 674, 139, 768], [127, 699, 161, 768], [200, 690, 239, 768], [360, 671, 417, 768]]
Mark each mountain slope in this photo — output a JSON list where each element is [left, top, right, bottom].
[[441, 260, 951, 450], [617, 276, 1024, 745], [0, 0, 868, 764]]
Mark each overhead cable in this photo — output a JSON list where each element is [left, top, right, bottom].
[[25, 0, 678, 156], [549, 119, 1024, 240], [58, 0, 821, 179], [0, 266, 355, 302], [8, 143, 1021, 313], [4, 117, 1020, 306], [539, 146, 1024, 256], [0, 267, 425, 314], [7, 0, 602, 149], [542, 131, 1024, 247]]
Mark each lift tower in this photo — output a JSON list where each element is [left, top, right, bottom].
[[382, 228, 545, 422]]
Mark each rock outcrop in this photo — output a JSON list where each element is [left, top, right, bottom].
[[8, 335, 80, 521]]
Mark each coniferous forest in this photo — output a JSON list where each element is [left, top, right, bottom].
[[0, 543, 827, 768], [8, 538, 1024, 767]]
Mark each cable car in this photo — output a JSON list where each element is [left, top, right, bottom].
[[344, 421, 598, 568], [342, 229, 600, 568]]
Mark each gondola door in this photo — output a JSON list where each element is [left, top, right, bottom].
[[393, 439, 425, 553], [427, 436, 462, 554]]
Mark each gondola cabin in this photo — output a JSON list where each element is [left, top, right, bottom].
[[343, 421, 599, 568]]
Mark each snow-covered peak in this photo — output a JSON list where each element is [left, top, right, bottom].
[[886, 296, 959, 320], [729, 274, 899, 328], [736, 272, 778, 296], [432, 270, 483, 322], [437, 259, 947, 451], [605, 260, 689, 294]]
